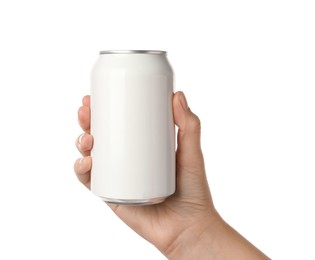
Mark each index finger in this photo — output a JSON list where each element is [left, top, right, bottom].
[[78, 95, 91, 133]]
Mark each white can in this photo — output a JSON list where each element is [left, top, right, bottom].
[[90, 50, 175, 205]]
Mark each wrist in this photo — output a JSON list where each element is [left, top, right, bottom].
[[163, 211, 269, 260], [164, 210, 223, 260]]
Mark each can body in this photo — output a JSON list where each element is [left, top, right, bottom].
[[90, 50, 175, 205]]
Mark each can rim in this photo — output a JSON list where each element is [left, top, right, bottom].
[[99, 50, 167, 55]]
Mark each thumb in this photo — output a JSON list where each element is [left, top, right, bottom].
[[173, 91, 203, 167]]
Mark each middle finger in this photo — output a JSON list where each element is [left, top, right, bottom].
[[76, 133, 94, 156]]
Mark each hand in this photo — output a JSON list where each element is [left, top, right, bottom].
[[74, 92, 269, 259]]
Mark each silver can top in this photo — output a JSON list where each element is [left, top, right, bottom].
[[100, 50, 166, 55]]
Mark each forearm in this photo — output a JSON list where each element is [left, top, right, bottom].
[[166, 213, 269, 260]]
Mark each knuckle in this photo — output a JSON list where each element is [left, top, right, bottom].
[[189, 113, 201, 132]]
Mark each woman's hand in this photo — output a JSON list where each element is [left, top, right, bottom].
[[74, 92, 269, 259]]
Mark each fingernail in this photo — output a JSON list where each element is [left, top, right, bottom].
[[179, 92, 188, 111], [78, 158, 84, 165], [78, 134, 84, 145]]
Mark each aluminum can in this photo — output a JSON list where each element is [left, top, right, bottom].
[[90, 50, 175, 205]]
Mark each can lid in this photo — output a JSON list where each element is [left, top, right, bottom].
[[99, 50, 166, 55]]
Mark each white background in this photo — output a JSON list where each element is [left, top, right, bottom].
[[0, 0, 314, 259]]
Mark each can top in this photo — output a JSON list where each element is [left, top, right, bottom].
[[100, 50, 166, 55]]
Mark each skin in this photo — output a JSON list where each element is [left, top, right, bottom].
[[74, 92, 269, 259]]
